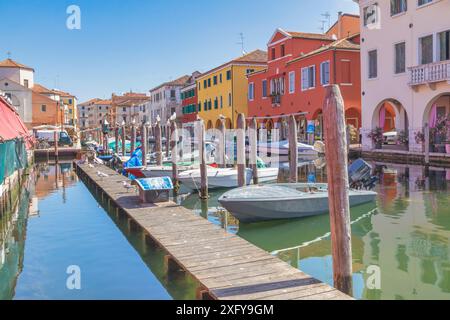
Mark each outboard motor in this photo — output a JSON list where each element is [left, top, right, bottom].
[[348, 158, 378, 190]]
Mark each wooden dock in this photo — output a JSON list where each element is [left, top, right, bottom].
[[75, 162, 353, 300]]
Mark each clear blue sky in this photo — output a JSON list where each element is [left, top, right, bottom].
[[0, 0, 359, 102]]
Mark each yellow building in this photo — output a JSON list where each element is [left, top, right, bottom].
[[196, 50, 267, 129]]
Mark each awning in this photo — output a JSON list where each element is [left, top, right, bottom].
[[0, 95, 34, 148]]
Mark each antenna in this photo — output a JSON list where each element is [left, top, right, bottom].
[[319, 20, 327, 33], [6, 51, 11, 59], [237, 32, 247, 55], [321, 12, 331, 31]]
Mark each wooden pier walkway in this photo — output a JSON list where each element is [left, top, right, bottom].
[[75, 162, 352, 300]]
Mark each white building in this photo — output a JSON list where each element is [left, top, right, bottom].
[[78, 98, 112, 129], [0, 59, 34, 126], [355, 0, 450, 154]]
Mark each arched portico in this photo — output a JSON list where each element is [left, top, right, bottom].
[[423, 93, 450, 154]]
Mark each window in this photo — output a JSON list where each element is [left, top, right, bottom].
[[341, 61, 351, 83], [395, 42, 406, 74], [248, 83, 255, 100], [207, 78, 211, 87], [220, 96, 223, 108], [438, 30, 450, 61], [246, 69, 255, 75], [368, 50, 378, 79], [226, 70, 232, 80], [68, 99, 73, 104], [213, 75, 218, 85], [123, 107, 126, 112], [418, 0, 432, 6], [170, 90, 176, 99], [228, 93, 232, 106], [198, 83, 201, 90], [289, 71, 295, 93], [363, 4, 378, 26], [204, 79, 207, 89], [41, 105, 46, 112], [24, 79, 29, 88], [320, 61, 330, 85], [301, 66, 316, 90], [219, 73, 223, 83], [391, 0, 407, 16], [99, 106, 102, 110], [281, 44, 285, 57], [419, 35, 434, 65], [208, 99, 212, 110], [271, 47, 276, 60], [262, 80, 268, 98], [204, 101, 207, 111], [198, 103, 201, 112], [214, 97, 218, 109]]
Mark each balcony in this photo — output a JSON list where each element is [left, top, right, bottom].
[[409, 60, 450, 88]]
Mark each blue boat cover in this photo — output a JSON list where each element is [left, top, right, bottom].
[[134, 177, 174, 191]]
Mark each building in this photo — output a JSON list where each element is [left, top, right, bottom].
[[0, 59, 34, 126], [181, 72, 202, 125], [148, 74, 198, 134], [197, 50, 267, 129], [111, 92, 150, 125], [52, 89, 78, 127], [355, 0, 450, 154], [247, 14, 361, 142], [78, 98, 112, 129]]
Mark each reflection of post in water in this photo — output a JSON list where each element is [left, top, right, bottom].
[[54, 160, 59, 189], [199, 198, 209, 219]]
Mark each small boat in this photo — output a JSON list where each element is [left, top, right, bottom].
[[257, 140, 324, 159], [178, 167, 254, 190], [218, 183, 377, 223], [125, 162, 198, 179]]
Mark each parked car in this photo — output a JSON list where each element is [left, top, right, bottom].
[[383, 131, 398, 145]]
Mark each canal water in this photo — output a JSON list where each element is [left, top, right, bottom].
[[1, 159, 449, 300]]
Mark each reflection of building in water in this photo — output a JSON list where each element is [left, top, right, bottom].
[[34, 162, 78, 200], [361, 164, 450, 300]]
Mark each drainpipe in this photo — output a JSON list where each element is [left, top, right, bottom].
[[337, 12, 343, 39]]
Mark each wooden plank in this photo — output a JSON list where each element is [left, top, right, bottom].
[[75, 162, 352, 301]]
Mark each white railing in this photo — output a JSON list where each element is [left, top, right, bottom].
[[409, 60, 450, 86]]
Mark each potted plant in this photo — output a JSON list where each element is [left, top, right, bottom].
[[432, 115, 449, 153], [414, 130, 425, 152], [368, 127, 384, 149], [396, 130, 409, 149]]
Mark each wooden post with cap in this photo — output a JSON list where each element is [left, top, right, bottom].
[[171, 121, 179, 185], [141, 122, 147, 167], [249, 117, 259, 184], [155, 121, 163, 166], [289, 115, 298, 183], [323, 84, 353, 296], [198, 120, 208, 199], [236, 113, 246, 187]]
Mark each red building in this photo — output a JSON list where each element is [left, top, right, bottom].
[[247, 13, 362, 142], [181, 82, 198, 124]]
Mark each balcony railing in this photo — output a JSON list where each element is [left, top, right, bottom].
[[409, 60, 450, 86]]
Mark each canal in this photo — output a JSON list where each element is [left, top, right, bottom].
[[0, 159, 449, 300]]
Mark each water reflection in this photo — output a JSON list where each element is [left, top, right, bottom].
[[179, 161, 450, 300]]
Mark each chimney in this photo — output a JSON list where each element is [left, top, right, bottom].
[[337, 12, 343, 39]]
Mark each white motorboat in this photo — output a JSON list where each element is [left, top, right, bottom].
[[218, 183, 377, 223], [178, 167, 254, 190], [257, 140, 324, 159]]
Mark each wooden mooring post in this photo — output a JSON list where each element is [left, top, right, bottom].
[[249, 118, 259, 184], [166, 122, 171, 158], [130, 122, 136, 155], [289, 115, 298, 183], [323, 85, 353, 296], [114, 126, 119, 155], [198, 120, 208, 199], [236, 113, 246, 187], [53, 131, 59, 158], [218, 119, 226, 168], [141, 122, 147, 166], [171, 121, 179, 185], [121, 124, 126, 156], [155, 121, 163, 166], [424, 123, 430, 166]]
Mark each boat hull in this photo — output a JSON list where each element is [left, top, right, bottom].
[[219, 188, 377, 223], [178, 168, 254, 190]]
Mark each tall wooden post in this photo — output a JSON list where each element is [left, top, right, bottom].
[[155, 122, 163, 166], [249, 118, 259, 185], [171, 121, 179, 184], [54, 131, 59, 158], [218, 119, 226, 168], [114, 126, 119, 155], [424, 123, 430, 166], [236, 113, 246, 187], [103, 133, 109, 155], [166, 123, 171, 158], [289, 115, 298, 183], [323, 85, 353, 296], [121, 125, 126, 156], [141, 123, 147, 166], [131, 123, 136, 154], [198, 120, 208, 199]]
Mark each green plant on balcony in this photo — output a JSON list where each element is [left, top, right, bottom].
[[396, 130, 409, 147]]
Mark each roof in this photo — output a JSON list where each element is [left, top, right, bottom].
[[287, 36, 360, 65], [199, 50, 268, 78], [285, 31, 334, 41], [79, 98, 101, 106], [326, 13, 360, 35], [95, 99, 112, 105], [0, 58, 34, 71], [150, 74, 192, 92], [32, 83, 53, 94]]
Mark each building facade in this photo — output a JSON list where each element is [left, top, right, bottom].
[[355, 0, 450, 154], [111, 92, 150, 125], [78, 98, 112, 129], [0, 59, 34, 126], [196, 50, 267, 129], [247, 14, 362, 142]]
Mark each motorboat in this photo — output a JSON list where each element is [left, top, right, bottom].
[[178, 167, 254, 190], [218, 183, 377, 223], [124, 162, 199, 179], [257, 140, 324, 159]]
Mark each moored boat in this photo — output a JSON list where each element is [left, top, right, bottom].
[[218, 183, 377, 223]]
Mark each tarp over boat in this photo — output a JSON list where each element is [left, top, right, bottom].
[[0, 95, 34, 148]]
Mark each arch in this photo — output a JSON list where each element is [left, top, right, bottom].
[[345, 107, 361, 130], [206, 120, 213, 130], [371, 98, 408, 133], [423, 93, 450, 153], [423, 92, 450, 126], [215, 119, 222, 129]]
